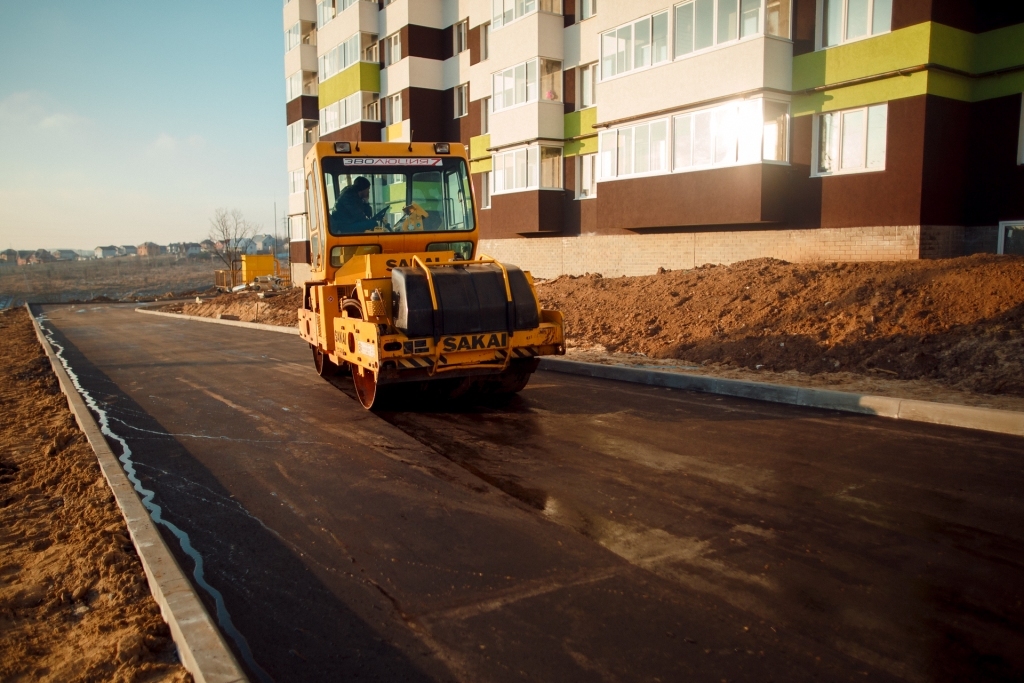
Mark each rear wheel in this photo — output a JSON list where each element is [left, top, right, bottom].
[[476, 359, 539, 395], [312, 345, 338, 377]]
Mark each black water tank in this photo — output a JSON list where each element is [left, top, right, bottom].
[[392, 264, 540, 338]]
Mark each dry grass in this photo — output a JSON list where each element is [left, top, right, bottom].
[[0, 257, 220, 307]]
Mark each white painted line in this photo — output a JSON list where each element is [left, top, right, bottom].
[[27, 305, 251, 683], [538, 358, 1024, 438], [136, 306, 299, 334]]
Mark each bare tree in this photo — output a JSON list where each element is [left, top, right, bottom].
[[208, 209, 258, 270]]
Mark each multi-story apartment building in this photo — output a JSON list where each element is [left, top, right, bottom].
[[283, 0, 1024, 281]]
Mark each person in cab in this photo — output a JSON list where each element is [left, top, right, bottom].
[[331, 176, 388, 233]]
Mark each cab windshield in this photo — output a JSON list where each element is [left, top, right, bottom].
[[322, 156, 476, 236]]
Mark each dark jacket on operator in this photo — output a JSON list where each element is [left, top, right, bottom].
[[330, 185, 376, 234]]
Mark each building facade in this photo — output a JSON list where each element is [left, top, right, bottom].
[[282, 0, 1024, 280]]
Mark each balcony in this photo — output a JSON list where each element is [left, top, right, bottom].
[[597, 36, 791, 123], [489, 100, 565, 148], [285, 43, 318, 77]]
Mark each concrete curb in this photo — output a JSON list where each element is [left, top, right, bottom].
[[27, 305, 249, 683], [136, 306, 299, 335], [538, 358, 1024, 438]]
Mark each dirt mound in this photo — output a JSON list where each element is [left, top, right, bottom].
[[161, 288, 302, 327], [0, 307, 189, 682], [537, 255, 1024, 397]]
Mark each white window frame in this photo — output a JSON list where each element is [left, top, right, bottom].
[[318, 32, 375, 83], [286, 71, 302, 102], [492, 0, 562, 31], [998, 221, 1024, 255], [600, 10, 671, 81], [579, 63, 597, 109], [672, 0, 786, 63], [597, 98, 791, 182], [578, 153, 597, 199], [385, 32, 402, 66], [491, 58, 562, 113], [812, 102, 888, 177], [384, 92, 402, 126], [603, 118, 672, 179], [318, 92, 377, 135], [579, 0, 596, 20], [481, 22, 491, 60], [480, 171, 492, 208], [454, 84, 469, 118], [288, 214, 308, 242], [454, 19, 469, 54], [287, 120, 304, 147], [491, 145, 563, 194], [289, 169, 304, 194], [816, 0, 892, 50], [286, 22, 301, 51]]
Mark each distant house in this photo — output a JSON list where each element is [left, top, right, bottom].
[[167, 242, 201, 257], [117, 245, 138, 256], [95, 245, 118, 259], [51, 249, 80, 261], [19, 249, 56, 265], [137, 242, 166, 257], [251, 234, 278, 254], [0, 249, 18, 263], [200, 239, 216, 252]]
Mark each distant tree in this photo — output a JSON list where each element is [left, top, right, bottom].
[[208, 209, 258, 270]]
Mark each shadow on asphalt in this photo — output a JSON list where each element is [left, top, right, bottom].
[[44, 324, 446, 683]]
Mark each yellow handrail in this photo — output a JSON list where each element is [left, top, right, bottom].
[[411, 255, 439, 310]]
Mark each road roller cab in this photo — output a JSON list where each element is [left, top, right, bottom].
[[297, 140, 565, 408]]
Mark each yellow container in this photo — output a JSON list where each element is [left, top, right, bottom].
[[241, 254, 276, 283]]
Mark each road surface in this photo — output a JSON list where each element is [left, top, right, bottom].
[[39, 304, 1024, 682]]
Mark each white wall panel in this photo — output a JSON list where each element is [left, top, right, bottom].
[[318, 1, 378, 55], [586, 0, 673, 34], [488, 11, 563, 73], [443, 50, 472, 90], [381, 0, 444, 34], [284, 43, 318, 77], [382, 56, 445, 95], [489, 101, 564, 147], [597, 38, 776, 123], [283, 0, 316, 29], [287, 142, 314, 171], [762, 36, 793, 92]]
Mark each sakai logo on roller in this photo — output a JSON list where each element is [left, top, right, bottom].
[[441, 333, 508, 352]]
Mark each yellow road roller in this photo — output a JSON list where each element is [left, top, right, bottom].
[[297, 140, 565, 409]]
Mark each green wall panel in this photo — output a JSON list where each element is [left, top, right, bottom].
[[793, 21, 1024, 115], [564, 107, 597, 139], [973, 23, 1024, 73], [319, 62, 380, 109], [792, 23, 932, 91], [469, 134, 491, 160], [564, 136, 598, 157]]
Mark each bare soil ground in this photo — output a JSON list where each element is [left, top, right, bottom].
[[0, 257, 220, 308], [0, 307, 189, 683], [539, 255, 1024, 398], [160, 288, 302, 327], [157, 255, 1024, 409]]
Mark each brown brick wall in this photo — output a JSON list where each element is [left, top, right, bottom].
[[479, 226, 926, 279]]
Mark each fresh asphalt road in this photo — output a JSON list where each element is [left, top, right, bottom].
[[40, 304, 1024, 683]]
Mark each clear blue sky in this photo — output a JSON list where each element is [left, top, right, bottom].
[[0, 0, 287, 251]]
